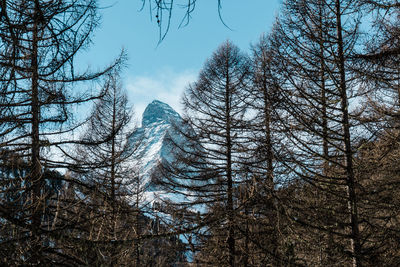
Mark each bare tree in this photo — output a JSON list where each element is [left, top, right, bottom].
[[156, 40, 251, 266], [69, 71, 141, 265], [270, 0, 364, 265], [233, 33, 288, 265], [0, 0, 122, 264]]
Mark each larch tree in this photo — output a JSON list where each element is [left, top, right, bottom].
[[237, 32, 288, 265], [69, 73, 187, 266], [351, 0, 400, 264], [271, 0, 364, 265], [69, 71, 140, 265], [158, 40, 251, 266], [187, 41, 251, 266], [0, 0, 122, 264]]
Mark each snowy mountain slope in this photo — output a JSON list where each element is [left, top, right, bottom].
[[128, 100, 190, 193], [128, 99, 209, 211]]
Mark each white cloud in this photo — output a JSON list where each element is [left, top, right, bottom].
[[126, 69, 197, 122]]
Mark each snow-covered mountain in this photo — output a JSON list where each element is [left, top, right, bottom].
[[129, 100, 189, 192]]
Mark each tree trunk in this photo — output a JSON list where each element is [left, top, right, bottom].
[[110, 85, 117, 266], [260, 55, 280, 264], [335, 1, 362, 266], [225, 50, 235, 267], [30, 1, 43, 263]]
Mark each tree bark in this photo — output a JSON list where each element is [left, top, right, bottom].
[[225, 56, 235, 267], [30, 1, 43, 264], [335, 1, 362, 266]]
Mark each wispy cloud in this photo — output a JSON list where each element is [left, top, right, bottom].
[[126, 69, 197, 123]]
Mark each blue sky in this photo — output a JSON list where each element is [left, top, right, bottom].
[[78, 0, 281, 119]]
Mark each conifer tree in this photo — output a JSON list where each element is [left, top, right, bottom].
[[70, 71, 139, 265], [272, 0, 364, 265], [237, 33, 287, 265], [0, 0, 121, 264], [351, 1, 400, 264], [159, 40, 251, 266]]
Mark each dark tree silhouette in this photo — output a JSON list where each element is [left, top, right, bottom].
[[0, 0, 122, 264], [69, 71, 141, 265], [270, 0, 364, 265], [157, 40, 251, 266]]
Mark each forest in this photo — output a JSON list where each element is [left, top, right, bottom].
[[0, 0, 400, 266]]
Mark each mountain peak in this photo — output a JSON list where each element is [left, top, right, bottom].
[[142, 100, 181, 126]]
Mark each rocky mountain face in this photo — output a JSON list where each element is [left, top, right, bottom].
[[128, 100, 189, 193]]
